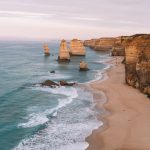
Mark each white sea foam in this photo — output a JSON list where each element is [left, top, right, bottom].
[[84, 55, 112, 84], [18, 113, 49, 128], [18, 86, 78, 128], [15, 120, 102, 150], [35, 86, 78, 98], [15, 53, 110, 149], [14, 86, 104, 150]]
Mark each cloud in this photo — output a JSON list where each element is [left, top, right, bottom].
[[0, 11, 55, 19], [0, 0, 149, 40]]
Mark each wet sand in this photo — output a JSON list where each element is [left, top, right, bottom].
[[86, 57, 150, 150]]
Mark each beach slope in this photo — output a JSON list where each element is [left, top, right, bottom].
[[86, 59, 150, 150]]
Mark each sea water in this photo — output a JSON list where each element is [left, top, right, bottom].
[[0, 41, 111, 150]]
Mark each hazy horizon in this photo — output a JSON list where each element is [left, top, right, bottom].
[[0, 0, 150, 40]]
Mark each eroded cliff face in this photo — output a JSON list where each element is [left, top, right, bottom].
[[125, 34, 150, 96], [84, 39, 96, 49], [58, 39, 70, 62], [70, 39, 86, 56], [112, 36, 128, 56], [84, 38, 116, 51], [94, 38, 116, 50]]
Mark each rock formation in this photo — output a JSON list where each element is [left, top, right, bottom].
[[41, 80, 59, 88], [124, 34, 150, 96], [58, 40, 70, 62], [59, 80, 76, 86], [44, 43, 50, 56], [84, 39, 96, 49], [94, 38, 116, 50], [84, 34, 150, 96], [112, 36, 133, 56], [84, 38, 116, 51], [50, 70, 55, 73], [112, 37, 125, 56], [40, 80, 76, 87], [79, 61, 89, 71], [70, 39, 86, 56]]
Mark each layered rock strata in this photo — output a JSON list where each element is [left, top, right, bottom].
[[70, 39, 86, 56], [84, 38, 116, 51], [112, 36, 135, 56], [124, 34, 150, 96], [84, 39, 96, 49], [112, 37, 125, 56], [58, 40, 70, 62]]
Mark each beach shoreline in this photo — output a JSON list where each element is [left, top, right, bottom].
[[86, 56, 150, 150]]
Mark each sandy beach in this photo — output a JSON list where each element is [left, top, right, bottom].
[[86, 57, 150, 150]]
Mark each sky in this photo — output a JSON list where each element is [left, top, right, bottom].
[[0, 0, 149, 40]]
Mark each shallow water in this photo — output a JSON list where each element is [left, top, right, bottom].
[[0, 41, 110, 150]]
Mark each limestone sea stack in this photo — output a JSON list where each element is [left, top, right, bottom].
[[58, 40, 70, 62], [70, 39, 86, 56], [44, 43, 50, 56], [79, 61, 89, 71], [124, 34, 150, 96]]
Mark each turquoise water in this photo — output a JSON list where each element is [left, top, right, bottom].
[[0, 41, 110, 150]]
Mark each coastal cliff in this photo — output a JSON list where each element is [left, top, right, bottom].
[[70, 39, 86, 56], [124, 34, 150, 96], [112, 36, 131, 56], [84, 34, 150, 96], [58, 39, 70, 62], [84, 38, 116, 51]]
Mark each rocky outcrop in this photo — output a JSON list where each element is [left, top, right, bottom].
[[84, 39, 97, 49], [124, 34, 150, 96], [84, 38, 116, 51], [70, 39, 86, 56], [44, 43, 50, 56], [94, 38, 116, 50], [58, 40, 70, 62], [59, 80, 76, 86], [79, 61, 89, 71], [40, 80, 76, 87], [112, 36, 133, 56], [112, 37, 125, 56], [50, 70, 55, 73], [41, 80, 59, 88]]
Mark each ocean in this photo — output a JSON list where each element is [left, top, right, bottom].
[[0, 41, 111, 150]]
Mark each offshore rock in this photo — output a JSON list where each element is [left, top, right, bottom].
[[44, 43, 50, 56], [79, 61, 89, 71], [40, 80, 76, 87], [124, 34, 150, 96], [58, 40, 70, 62], [59, 80, 76, 86], [70, 39, 86, 56], [50, 70, 55, 73], [41, 80, 59, 88]]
